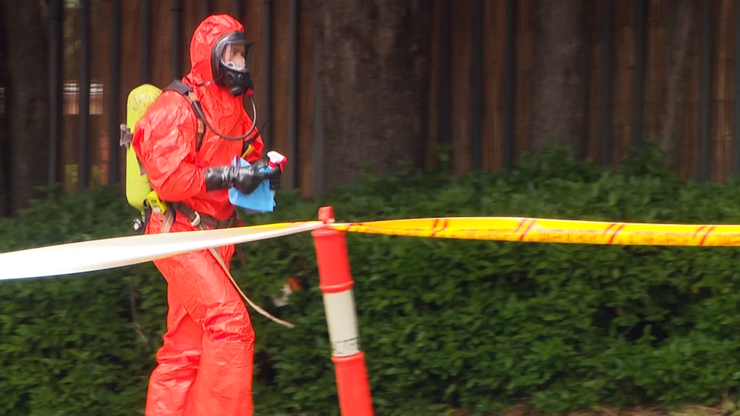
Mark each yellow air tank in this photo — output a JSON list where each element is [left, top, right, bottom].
[[119, 84, 162, 214]]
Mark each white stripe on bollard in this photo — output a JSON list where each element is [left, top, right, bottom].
[[322, 290, 361, 357]]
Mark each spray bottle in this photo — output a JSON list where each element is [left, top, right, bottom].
[[267, 151, 287, 171], [266, 151, 288, 197]]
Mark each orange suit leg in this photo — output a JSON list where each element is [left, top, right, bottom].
[[145, 219, 255, 416], [145, 286, 203, 416]]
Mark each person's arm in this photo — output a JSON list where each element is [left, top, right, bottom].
[[132, 101, 205, 201]]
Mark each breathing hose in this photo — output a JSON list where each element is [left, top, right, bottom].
[[192, 92, 259, 143]]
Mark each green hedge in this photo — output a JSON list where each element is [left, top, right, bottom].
[[4, 146, 740, 415]]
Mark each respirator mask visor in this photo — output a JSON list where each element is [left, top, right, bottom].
[[211, 31, 253, 96]]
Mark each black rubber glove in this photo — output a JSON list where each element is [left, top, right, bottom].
[[269, 167, 282, 191], [205, 165, 265, 195], [253, 159, 282, 191], [205, 162, 282, 194]]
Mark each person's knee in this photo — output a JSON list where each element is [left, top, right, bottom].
[[150, 353, 200, 385], [203, 302, 255, 343]]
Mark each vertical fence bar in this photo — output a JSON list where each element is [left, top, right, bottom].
[[201, 0, 211, 19], [0, 0, 6, 212], [141, 0, 151, 83], [502, 0, 516, 167], [735, 0, 740, 175], [470, 0, 484, 171], [438, 0, 451, 152], [600, 0, 614, 166], [233, 0, 242, 20], [633, 0, 647, 148], [79, 0, 91, 189], [108, 0, 122, 185], [234, 0, 246, 114], [286, 0, 298, 188], [172, 0, 183, 79], [234, 0, 243, 116], [699, 0, 711, 182], [311, 207, 375, 416], [261, 0, 273, 149], [669, 0, 677, 48], [312, 24, 325, 197], [48, 0, 64, 184]]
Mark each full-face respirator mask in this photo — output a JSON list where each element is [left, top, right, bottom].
[[189, 30, 259, 142], [212, 31, 253, 97]]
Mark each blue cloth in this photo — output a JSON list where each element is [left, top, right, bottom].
[[228, 156, 276, 213]]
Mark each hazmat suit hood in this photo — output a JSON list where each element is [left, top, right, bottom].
[[186, 14, 247, 88], [183, 14, 249, 141]]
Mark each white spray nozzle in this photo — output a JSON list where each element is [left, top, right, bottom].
[[267, 151, 287, 169]]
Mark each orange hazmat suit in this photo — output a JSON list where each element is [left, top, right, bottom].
[[132, 14, 267, 416]]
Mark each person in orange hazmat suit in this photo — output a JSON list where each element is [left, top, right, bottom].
[[131, 14, 281, 416]]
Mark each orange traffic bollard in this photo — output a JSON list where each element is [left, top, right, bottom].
[[311, 206, 374, 416]]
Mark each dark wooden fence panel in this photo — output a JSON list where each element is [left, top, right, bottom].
[[38, 0, 740, 199], [297, 0, 314, 197]]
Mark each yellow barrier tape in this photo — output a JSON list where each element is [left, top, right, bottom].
[[8, 214, 740, 282], [330, 217, 740, 247]]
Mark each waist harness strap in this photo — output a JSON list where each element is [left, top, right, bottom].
[[168, 201, 247, 266], [170, 202, 236, 229]]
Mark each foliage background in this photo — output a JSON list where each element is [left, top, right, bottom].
[[3, 146, 740, 415]]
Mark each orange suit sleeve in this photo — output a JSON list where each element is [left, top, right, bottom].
[[131, 94, 206, 202]]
